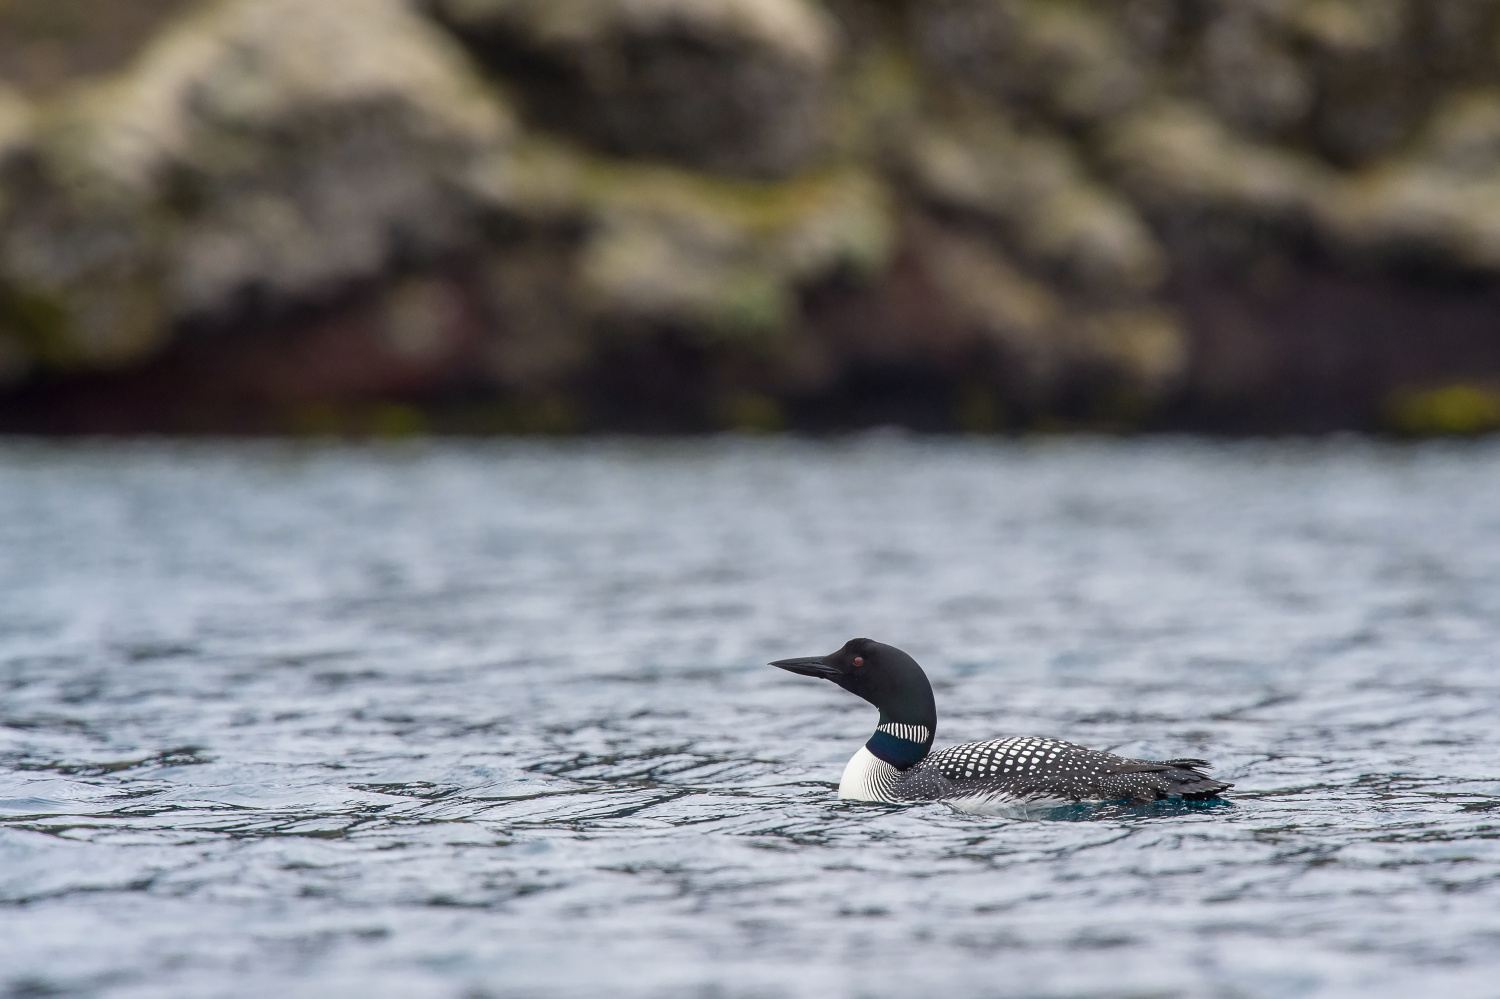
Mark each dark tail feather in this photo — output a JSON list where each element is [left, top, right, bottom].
[[1106, 758, 1232, 801], [1162, 760, 1231, 800], [1131, 758, 1232, 801], [1175, 776, 1233, 800]]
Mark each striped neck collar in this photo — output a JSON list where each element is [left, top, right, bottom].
[[865, 720, 932, 770]]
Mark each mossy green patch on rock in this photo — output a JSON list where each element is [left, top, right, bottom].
[[487, 136, 894, 342], [717, 390, 786, 432], [0, 170, 172, 369], [0, 281, 61, 380], [581, 208, 793, 340], [1387, 383, 1500, 436]]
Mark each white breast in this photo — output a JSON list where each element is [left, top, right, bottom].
[[838, 746, 900, 802]]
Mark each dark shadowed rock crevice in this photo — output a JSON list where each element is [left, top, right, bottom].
[[430, 0, 839, 178]]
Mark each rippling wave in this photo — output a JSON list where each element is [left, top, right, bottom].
[[2, 437, 1499, 998]]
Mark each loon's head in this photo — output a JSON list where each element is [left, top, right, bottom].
[[770, 638, 937, 737]]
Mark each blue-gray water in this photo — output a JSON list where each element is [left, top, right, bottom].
[[2, 437, 1499, 999]]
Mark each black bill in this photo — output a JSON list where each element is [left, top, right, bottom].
[[769, 655, 841, 679]]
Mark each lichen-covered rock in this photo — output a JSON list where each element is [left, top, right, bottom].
[[0, 0, 515, 369], [484, 136, 893, 340], [479, 234, 592, 389], [1281, 0, 1408, 55], [915, 0, 1146, 123], [14, 0, 1500, 431], [434, 0, 837, 177], [1285, 1, 1422, 164], [0, 85, 37, 382], [911, 220, 1063, 384], [905, 109, 1165, 294], [1324, 90, 1500, 270], [1074, 305, 1187, 393], [0, 163, 167, 370], [0, 85, 28, 168], [1405, 88, 1500, 175], [1197, 6, 1313, 137], [580, 185, 790, 338], [1104, 84, 1500, 280], [582, 166, 892, 338], [1268, 0, 1500, 164], [1104, 101, 1335, 227], [908, 217, 1186, 398]]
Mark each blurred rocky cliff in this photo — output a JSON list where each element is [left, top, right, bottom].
[[4, 0, 1500, 433]]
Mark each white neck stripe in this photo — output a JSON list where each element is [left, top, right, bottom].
[[877, 722, 931, 743]]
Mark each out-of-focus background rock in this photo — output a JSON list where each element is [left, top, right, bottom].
[[4, 0, 1500, 433]]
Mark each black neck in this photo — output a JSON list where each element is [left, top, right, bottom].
[[864, 708, 936, 770]]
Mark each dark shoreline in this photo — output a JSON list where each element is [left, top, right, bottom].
[[6, 261, 1500, 438]]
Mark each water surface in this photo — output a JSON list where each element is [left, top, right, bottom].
[[2, 436, 1499, 998]]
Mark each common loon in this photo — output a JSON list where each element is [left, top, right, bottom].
[[772, 638, 1231, 815]]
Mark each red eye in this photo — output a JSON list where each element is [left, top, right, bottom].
[[853, 656, 864, 667]]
